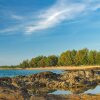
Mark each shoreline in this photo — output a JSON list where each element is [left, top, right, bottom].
[[0, 66, 100, 70], [0, 67, 100, 100]]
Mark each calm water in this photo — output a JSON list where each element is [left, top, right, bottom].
[[49, 85, 100, 95], [51, 86, 100, 95], [49, 90, 72, 95], [0, 69, 63, 77], [0, 69, 99, 95], [85, 85, 100, 94]]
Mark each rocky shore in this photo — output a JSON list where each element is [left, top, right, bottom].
[[0, 70, 100, 100]]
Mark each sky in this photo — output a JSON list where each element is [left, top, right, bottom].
[[0, 0, 100, 65]]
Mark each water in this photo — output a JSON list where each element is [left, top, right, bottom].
[[49, 90, 72, 95], [85, 85, 100, 94], [0, 69, 63, 77], [51, 86, 100, 94]]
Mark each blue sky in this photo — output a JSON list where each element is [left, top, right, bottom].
[[0, 0, 100, 65]]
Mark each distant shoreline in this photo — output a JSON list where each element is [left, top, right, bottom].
[[0, 66, 100, 70]]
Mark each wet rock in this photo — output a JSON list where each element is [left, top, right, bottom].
[[30, 94, 100, 100], [0, 70, 100, 99], [0, 77, 12, 83], [0, 87, 24, 100]]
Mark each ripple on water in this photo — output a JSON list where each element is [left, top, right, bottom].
[[0, 70, 64, 77]]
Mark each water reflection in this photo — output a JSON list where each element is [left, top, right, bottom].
[[29, 84, 100, 95], [85, 85, 100, 94], [49, 90, 72, 95]]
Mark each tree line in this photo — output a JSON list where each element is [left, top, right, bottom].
[[19, 48, 100, 68]]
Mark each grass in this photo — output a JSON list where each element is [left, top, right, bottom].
[[0, 66, 100, 70]]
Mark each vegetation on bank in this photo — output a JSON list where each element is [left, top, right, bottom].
[[1, 48, 100, 68]]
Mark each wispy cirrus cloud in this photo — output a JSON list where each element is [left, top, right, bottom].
[[0, 0, 100, 35], [11, 15, 24, 20], [25, 0, 86, 34], [25, 0, 100, 34]]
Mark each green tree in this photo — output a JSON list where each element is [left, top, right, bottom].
[[71, 50, 77, 65], [95, 52, 100, 65], [58, 50, 73, 66], [20, 60, 29, 68], [88, 50, 97, 65], [30, 56, 44, 67], [46, 55, 58, 66], [37, 56, 47, 67], [18, 48, 100, 68], [75, 48, 88, 65]]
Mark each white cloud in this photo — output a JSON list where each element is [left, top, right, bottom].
[[25, 0, 100, 34], [11, 15, 24, 20], [0, 0, 100, 35], [0, 28, 17, 33], [0, 24, 24, 35], [25, 0, 86, 34]]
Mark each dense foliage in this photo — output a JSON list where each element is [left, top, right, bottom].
[[18, 48, 100, 68], [19, 55, 58, 68], [1, 48, 100, 68]]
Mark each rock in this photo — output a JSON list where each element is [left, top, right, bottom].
[[0, 70, 100, 99], [0, 77, 12, 83], [30, 94, 100, 100], [0, 87, 24, 100]]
